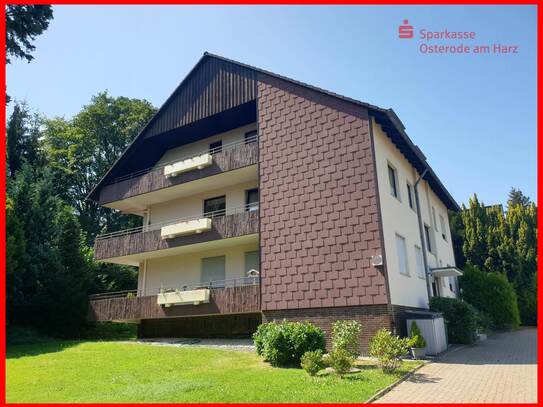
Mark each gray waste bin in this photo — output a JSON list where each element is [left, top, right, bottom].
[[406, 311, 447, 355]]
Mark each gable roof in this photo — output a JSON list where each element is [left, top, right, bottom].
[[88, 52, 459, 211]]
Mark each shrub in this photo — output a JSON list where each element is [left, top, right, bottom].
[[408, 321, 427, 348], [368, 329, 410, 373], [475, 309, 493, 332], [460, 265, 520, 330], [331, 320, 361, 359], [301, 350, 325, 376], [323, 348, 354, 377], [252, 320, 326, 367], [429, 297, 478, 344]]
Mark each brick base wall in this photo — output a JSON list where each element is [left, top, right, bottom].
[[135, 306, 427, 346], [262, 305, 395, 351], [138, 313, 262, 339]]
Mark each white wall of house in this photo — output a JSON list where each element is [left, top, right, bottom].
[[154, 123, 257, 167], [138, 242, 259, 296], [147, 180, 258, 225], [372, 118, 457, 309]]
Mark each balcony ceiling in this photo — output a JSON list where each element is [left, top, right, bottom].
[[104, 165, 257, 215]]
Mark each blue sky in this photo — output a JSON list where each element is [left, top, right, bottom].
[[6, 5, 537, 206]]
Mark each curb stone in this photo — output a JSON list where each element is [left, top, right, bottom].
[[365, 361, 429, 404], [366, 344, 470, 403]]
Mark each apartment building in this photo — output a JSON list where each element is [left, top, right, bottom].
[[87, 53, 462, 347]]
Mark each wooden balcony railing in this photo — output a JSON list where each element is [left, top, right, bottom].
[[87, 278, 260, 322], [97, 136, 258, 205], [93, 206, 259, 261]]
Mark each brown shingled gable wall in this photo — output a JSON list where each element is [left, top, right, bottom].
[[257, 73, 389, 313]]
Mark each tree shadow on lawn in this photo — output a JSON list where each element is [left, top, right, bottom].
[[6, 340, 82, 360]]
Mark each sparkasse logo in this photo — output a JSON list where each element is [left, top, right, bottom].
[[398, 19, 414, 39]]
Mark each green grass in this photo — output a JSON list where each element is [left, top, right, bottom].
[[6, 341, 420, 403]]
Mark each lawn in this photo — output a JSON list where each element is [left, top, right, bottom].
[[6, 341, 420, 403]]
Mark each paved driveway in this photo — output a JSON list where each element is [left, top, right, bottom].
[[374, 327, 537, 403]]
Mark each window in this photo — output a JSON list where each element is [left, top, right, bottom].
[[432, 207, 438, 230], [203, 195, 226, 217], [406, 183, 415, 210], [245, 188, 259, 211], [439, 214, 447, 240], [201, 255, 226, 286], [414, 245, 425, 279], [388, 164, 399, 199], [245, 251, 259, 275], [209, 140, 222, 154], [395, 234, 409, 276], [424, 224, 434, 254], [432, 279, 439, 296], [245, 130, 257, 144]]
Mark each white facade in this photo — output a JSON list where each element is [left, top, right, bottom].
[[155, 123, 256, 167], [133, 123, 259, 296], [138, 242, 259, 296], [372, 118, 458, 308]]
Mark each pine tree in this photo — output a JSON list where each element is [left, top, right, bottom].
[[6, 5, 53, 64], [6, 197, 26, 325], [508, 188, 531, 208], [461, 194, 489, 268], [6, 102, 42, 178], [455, 190, 537, 326], [36, 207, 91, 337]]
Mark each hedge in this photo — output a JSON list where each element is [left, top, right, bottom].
[[253, 320, 326, 367], [429, 297, 478, 344], [460, 265, 520, 329]]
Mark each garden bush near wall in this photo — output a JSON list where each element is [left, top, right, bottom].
[[253, 320, 326, 367], [369, 329, 410, 373], [460, 265, 520, 330], [429, 297, 478, 344], [331, 320, 362, 358]]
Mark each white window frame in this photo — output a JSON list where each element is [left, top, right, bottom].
[[414, 245, 425, 279], [387, 163, 400, 201], [439, 214, 448, 241], [406, 182, 416, 211], [424, 223, 435, 255], [395, 233, 410, 276]]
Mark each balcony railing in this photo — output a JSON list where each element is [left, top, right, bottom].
[[87, 277, 261, 322], [93, 204, 259, 260], [97, 135, 258, 205], [88, 277, 260, 301], [96, 203, 258, 241]]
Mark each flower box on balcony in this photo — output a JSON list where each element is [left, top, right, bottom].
[[164, 153, 213, 178], [161, 218, 212, 239], [157, 289, 210, 306]]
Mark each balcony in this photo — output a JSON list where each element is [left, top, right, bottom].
[[87, 277, 260, 322], [97, 136, 259, 208], [94, 204, 259, 263]]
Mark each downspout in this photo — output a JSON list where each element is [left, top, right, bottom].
[[414, 168, 432, 305]]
